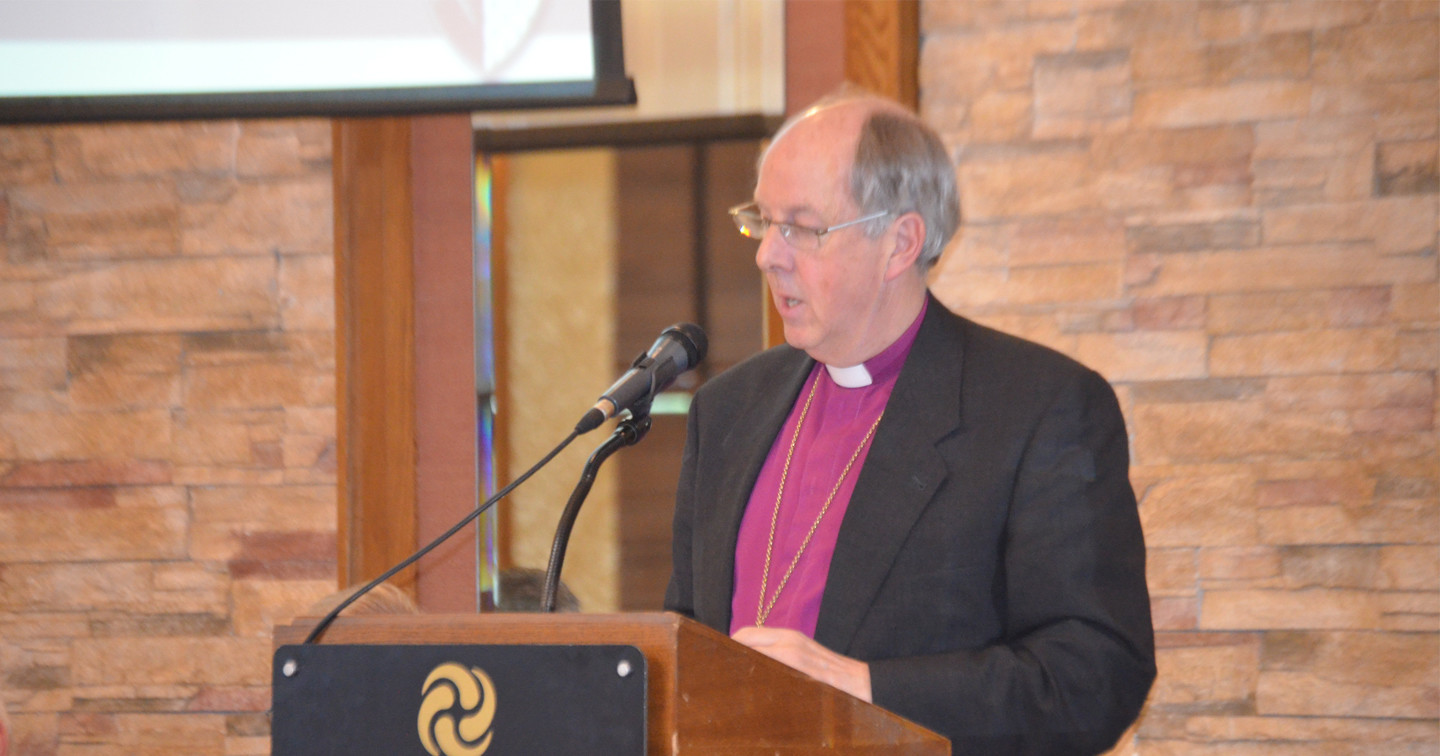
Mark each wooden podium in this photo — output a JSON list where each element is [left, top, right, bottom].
[[273, 612, 949, 754]]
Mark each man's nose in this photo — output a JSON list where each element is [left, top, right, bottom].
[[755, 228, 791, 272]]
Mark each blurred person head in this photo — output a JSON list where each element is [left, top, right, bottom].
[[305, 581, 420, 617], [492, 567, 580, 613]]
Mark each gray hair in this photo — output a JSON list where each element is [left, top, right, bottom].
[[762, 95, 961, 270], [851, 110, 961, 270]]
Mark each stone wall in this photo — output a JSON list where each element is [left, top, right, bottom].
[[0, 2, 1436, 752], [921, 1, 1437, 752], [0, 120, 336, 754]]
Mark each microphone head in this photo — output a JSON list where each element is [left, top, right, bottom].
[[662, 322, 707, 369]]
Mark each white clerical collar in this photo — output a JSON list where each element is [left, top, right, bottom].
[[824, 362, 873, 388]]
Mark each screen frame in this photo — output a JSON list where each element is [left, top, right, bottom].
[[0, 0, 635, 124]]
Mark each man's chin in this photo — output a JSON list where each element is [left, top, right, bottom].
[[780, 324, 811, 352]]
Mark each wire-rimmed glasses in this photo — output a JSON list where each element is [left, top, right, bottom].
[[728, 202, 889, 250]]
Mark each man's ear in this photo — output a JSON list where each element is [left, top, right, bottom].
[[883, 212, 926, 281]]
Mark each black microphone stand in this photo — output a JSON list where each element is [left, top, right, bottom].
[[542, 410, 652, 612]]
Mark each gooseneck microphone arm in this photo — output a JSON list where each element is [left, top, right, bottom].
[[542, 411, 653, 613], [304, 323, 706, 640], [303, 428, 581, 645]]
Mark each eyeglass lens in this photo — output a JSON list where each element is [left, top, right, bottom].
[[731, 210, 826, 249]]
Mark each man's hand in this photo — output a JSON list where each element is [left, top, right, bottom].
[[731, 626, 872, 702]]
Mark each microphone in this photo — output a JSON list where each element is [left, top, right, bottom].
[[575, 323, 707, 434]]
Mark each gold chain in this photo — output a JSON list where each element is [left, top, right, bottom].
[[755, 377, 884, 627]]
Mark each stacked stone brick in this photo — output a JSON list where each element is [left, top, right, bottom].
[[923, 1, 1437, 753], [0, 1, 1435, 753], [0, 120, 336, 754]]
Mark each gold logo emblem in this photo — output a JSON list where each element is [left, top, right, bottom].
[[418, 662, 497, 756]]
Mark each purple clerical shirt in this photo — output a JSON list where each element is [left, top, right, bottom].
[[730, 300, 928, 637]]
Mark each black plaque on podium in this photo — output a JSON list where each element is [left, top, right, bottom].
[[271, 644, 646, 755]]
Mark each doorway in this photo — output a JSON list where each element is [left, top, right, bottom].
[[477, 116, 778, 611]]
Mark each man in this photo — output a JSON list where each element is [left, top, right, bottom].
[[664, 92, 1155, 754]]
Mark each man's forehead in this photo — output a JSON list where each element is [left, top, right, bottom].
[[774, 101, 870, 148], [752, 101, 877, 214], [762, 130, 850, 173], [755, 144, 851, 216], [760, 112, 857, 177]]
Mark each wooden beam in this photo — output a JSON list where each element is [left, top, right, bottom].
[[332, 115, 478, 608], [845, 0, 920, 109], [334, 117, 418, 592], [411, 115, 481, 613]]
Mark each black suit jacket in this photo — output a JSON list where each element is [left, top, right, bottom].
[[665, 296, 1155, 754]]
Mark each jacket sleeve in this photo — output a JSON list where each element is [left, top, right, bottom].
[[868, 369, 1155, 755]]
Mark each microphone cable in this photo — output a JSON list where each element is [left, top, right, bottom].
[[302, 428, 581, 644]]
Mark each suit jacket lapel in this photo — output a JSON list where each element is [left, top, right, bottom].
[[814, 299, 967, 653], [693, 349, 815, 631]]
